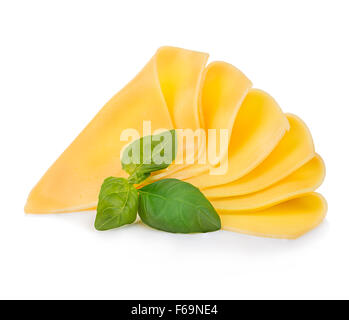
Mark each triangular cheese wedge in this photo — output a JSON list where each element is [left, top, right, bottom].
[[25, 47, 208, 213], [25, 46, 327, 241], [220, 193, 327, 239]]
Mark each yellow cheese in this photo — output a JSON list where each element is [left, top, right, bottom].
[[25, 47, 208, 213], [203, 114, 315, 197], [210, 154, 325, 211], [220, 193, 327, 239], [182, 89, 289, 187], [25, 46, 327, 241], [156, 46, 208, 130], [200, 61, 252, 162], [149, 60, 252, 181], [138, 48, 208, 181]]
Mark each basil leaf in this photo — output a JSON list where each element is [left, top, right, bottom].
[[121, 129, 177, 184], [138, 179, 221, 233], [95, 177, 138, 231]]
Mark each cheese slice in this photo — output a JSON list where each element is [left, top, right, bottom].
[[156, 46, 208, 130], [141, 48, 209, 181], [203, 114, 315, 197], [220, 193, 327, 239], [25, 47, 208, 213], [182, 89, 290, 188], [149, 60, 252, 181], [200, 61, 252, 162], [210, 154, 325, 211]]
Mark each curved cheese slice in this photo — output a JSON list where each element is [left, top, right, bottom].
[[203, 114, 315, 197], [142, 48, 208, 181], [220, 193, 327, 239], [183, 89, 289, 188], [149, 60, 252, 181], [25, 47, 207, 213], [200, 61, 252, 162], [210, 154, 325, 211], [156, 46, 208, 130]]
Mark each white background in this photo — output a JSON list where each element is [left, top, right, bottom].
[[0, 0, 348, 300]]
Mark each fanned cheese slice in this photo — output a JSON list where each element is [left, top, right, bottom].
[[182, 89, 289, 188], [220, 193, 327, 239], [142, 48, 209, 180], [210, 154, 325, 211], [149, 60, 252, 181], [156, 46, 208, 130], [25, 46, 327, 241], [203, 114, 315, 197], [25, 47, 208, 213], [200, 61, 252, 162]]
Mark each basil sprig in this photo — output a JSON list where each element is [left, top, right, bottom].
[[95, 177, 138, 231], [121, 129, 177, 184], [138, 179, 221, 233], [94, 130, 221, 234]]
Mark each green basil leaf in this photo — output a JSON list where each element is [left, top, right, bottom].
[[95, 177, 138, 231], [138, 179, 221, 233], [121, 129, 177, 184]]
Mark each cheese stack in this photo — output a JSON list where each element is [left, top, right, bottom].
[[25, 47, 327, 239]]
